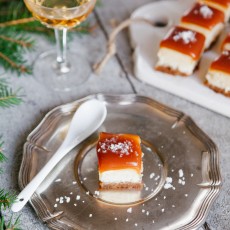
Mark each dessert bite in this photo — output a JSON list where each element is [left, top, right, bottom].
[[155, 26, 205, 76], [221, 33, 230, 51], [179, 3, 225, 48], [97, 132, 143, 190], [205, 50, 230, 96], [198, 0, 230, 22]]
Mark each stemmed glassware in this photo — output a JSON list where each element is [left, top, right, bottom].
[[24, 0, 96, 91]]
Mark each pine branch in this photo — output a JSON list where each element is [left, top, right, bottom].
[[0, 141, 7, 163], [1, 214, 21, 230], [0, 84, 23, 108], [0, 190, 16, 210]]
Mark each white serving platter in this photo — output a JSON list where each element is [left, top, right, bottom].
[[130, 0, 230, 118]]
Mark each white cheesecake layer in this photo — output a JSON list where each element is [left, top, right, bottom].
[[179, 22, 224, 48], [156, 47, 198, 75], [100, 169, 142, 183], [206, 70, 230, 92]]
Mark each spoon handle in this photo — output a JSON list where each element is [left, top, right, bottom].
[[11, 145, 69, 212]]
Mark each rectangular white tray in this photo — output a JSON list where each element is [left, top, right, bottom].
[[130, 0, 230, 118]]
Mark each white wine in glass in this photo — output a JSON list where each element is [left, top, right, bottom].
[[24, 0, 96, 91]]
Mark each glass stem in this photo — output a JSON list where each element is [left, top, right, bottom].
[[54, 28, 70, 74]]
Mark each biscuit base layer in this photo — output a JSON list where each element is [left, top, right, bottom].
[[205, 80, 230, 97], [100, 182, 143, 190], [155, 65, 190, 77]]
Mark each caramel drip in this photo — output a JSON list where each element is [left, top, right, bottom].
[[181, 3, 224, 30], [160, 26, 205, 60], [211, 51, 230, 73], [97, 133, 142, 173]]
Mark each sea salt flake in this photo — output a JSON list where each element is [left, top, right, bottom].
[[199, 5, 213, 18], [54, 204, 57, 208], [191, 173, 194, 177], [65, 197, 70, 203], [74, 203, 77, 206], [126, 218, 129, 222], [86, 191, 90, 195], [72, 181, 77, 184], [163, 196, 166, 199], [142, 209, 145, 213], [145, 187, 149, 191], [70, 192, 73, 195], [173, 31, 197, 44], [135, 223, 138, 226], [127, 207, 132, 213], [178, 169, 184, 178], [83, 177, 87, 181], [153, 220, 155, 223], [161, 208, 165, 213], [146, 211, 149, 216], [56, 198, 59, 202], [185, 194, 188, 197], [89, 214, 93, 217], [150, 173, 155, 179], [164, 177, 174, 189], [172, 205, 175, 208], [55, 178, 61, 182], [76, 195, 80, 200], [114, 217, 117, 220], [155, 175, 160, 181]]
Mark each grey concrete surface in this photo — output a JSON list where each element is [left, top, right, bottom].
[[0, 0, 229, 229]]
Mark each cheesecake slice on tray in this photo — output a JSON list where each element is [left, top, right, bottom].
[[179, 3, 225, 49], [97, 132, 143, 190], [198, 0, 230, 22], [155, 26, 205, 76], [205, 50, 230, 96]]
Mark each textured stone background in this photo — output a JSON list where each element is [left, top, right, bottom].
[[0, 0, 229, 229]]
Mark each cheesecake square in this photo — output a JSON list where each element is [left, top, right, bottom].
[[205, 50, 230, 96], [198, 0, 230, 22], [97, 132, 143, 190], [155, 26, 205, 76], [180, 3, 225, 48]]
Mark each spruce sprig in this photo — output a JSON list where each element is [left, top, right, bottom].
[[0, 79, 23, 108], [0, 190, 16, 210], [0, 140, 7, 174], [1, 214, 21, 230]]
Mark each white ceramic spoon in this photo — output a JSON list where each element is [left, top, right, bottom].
[[11, 99, 107, 212]]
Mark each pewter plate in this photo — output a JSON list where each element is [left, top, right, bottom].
[[19, 94, 221, 230]]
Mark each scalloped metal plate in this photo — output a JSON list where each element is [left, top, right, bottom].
[[19, 94, 221, 230]]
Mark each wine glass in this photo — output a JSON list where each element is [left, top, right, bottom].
[[24, 0, 96, 91]]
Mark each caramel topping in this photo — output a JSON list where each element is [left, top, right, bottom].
[[160, 26, 205, 60], [210, 51, 230, 73], [222, 33, 230, 51], [181, 3, 224, 30], [97, 132, 142, 173], [202, 0, 230, 8]]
